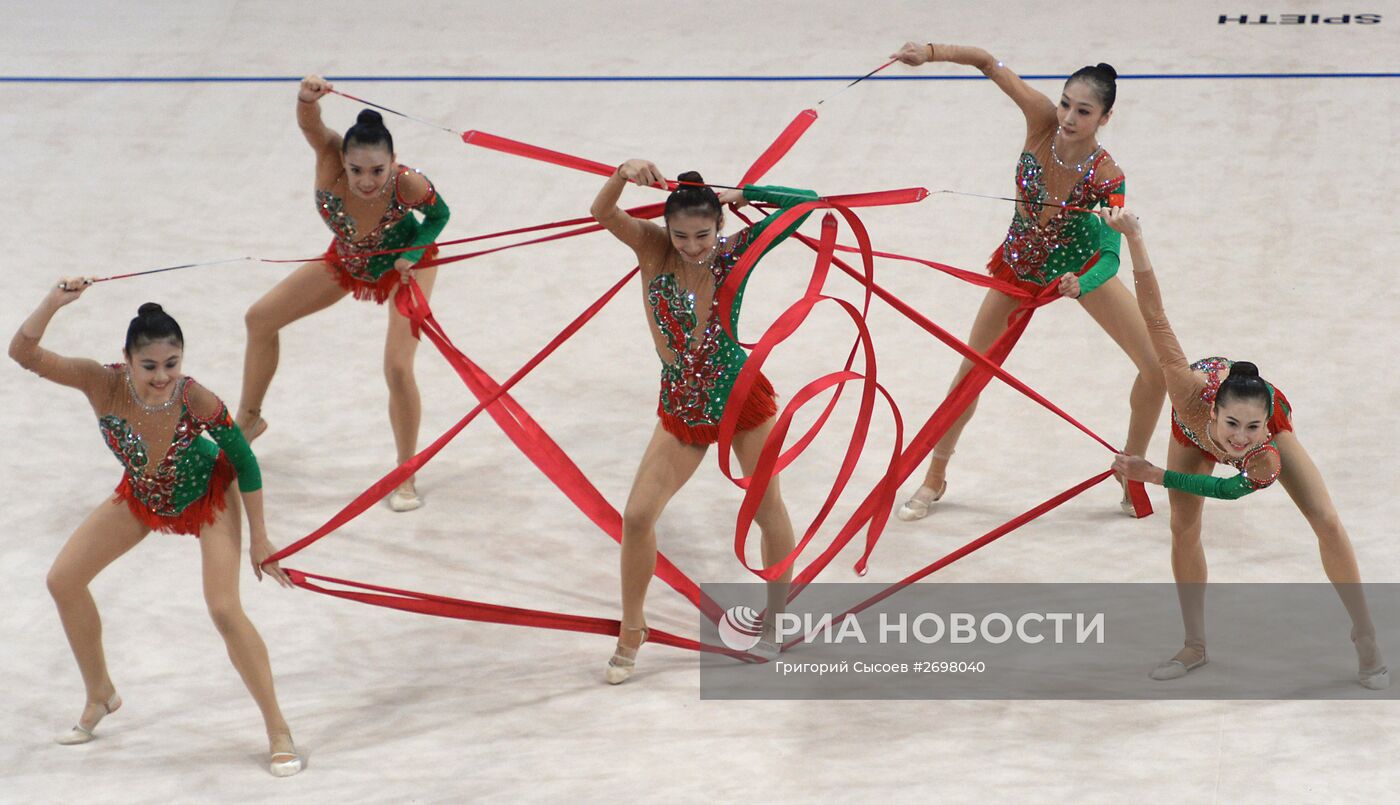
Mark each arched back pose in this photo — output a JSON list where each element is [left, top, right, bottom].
[[889, 41, 1166, 520], [9, 278, 307, 775], [237, 75, 451, 512], [591, 161, 817, 683], [1105, 209, 1387, 689]]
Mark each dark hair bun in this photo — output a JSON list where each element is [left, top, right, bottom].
[[126, 302, 184, 353], [344, 109, 394, 153], [1230, 360, 1259, 378], [665, 170, 722, 220], [1096, 63, 1118, 80]]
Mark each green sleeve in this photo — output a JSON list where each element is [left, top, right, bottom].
[[208, 421, 263, 493], [401, 190, 451, 265], [740, 184, 820, 258], [1162, 469, 1256, 501], [1076, 176, 1125, 297]]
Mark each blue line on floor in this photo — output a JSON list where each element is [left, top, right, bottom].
[[2, 72, 1398, 83]]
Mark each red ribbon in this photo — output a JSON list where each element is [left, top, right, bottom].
[[739, 109, 819, 186], [264, 106, 1152, 652], [461, 129, 617, 177]]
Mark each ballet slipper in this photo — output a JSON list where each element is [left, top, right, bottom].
[[268, 732, 305, 777], [55, 692, 122, 745], [1115, 472, 1138, 517], [388, 480, 423, 512], [1354, 634, 1390, 691], [1149, 645, 1208, 681], [896, 480, 948, 522], [606, 625, 649, 685]]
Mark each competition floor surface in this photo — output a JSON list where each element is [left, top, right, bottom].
[[3, 2, 1398, 801]]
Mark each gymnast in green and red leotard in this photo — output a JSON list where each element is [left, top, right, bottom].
[[889, 40, 1166, 521], [1104, 207, 1388, 690], [10, 278, 305, 774], [591, 159, 817, 683]]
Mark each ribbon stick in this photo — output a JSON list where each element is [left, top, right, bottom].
[[329, 88, 459, 134], [817, 59, 898, 105], [933, 188, 1120, 215]]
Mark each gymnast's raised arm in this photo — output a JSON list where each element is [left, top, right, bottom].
[[1101, 207, 1195, 406], [9, 277, 109, 395], [591, 158, 669, 259], [295, 74, 341, 159], [891, 40, 1056, 133]]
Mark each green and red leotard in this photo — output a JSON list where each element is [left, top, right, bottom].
[[1135, 265, 1290, 500], [640, 184, 818, 444], [15, 341, 261, 535], [317, 164, 451, 303], [990, 120, 1126, 296]]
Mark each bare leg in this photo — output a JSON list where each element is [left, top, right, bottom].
[[1155, 436, 1213, 676], [609, 423, 707, 680], [197, 492, 295, 755], [1273, 430, 1385, 679], [732, 418, 798, 639], [905, 288, 1022, 511], [238, 261, 349, 437], [1078, 276, 1167, 459], [384, 266, 437, 504], [46, 499, 149, 734], [1078, 276, 1168, 510]]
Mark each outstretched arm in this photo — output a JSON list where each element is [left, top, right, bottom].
[[1114, 448, 1279, 501], [728, 184, 821, 260], [9, 277, 110, 393], [891, 40, 1056, 130]]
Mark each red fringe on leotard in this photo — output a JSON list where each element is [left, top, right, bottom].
[[113, 454, 237, 537], [1171, 388, 1294, 464], [323, 242, 442, 305], [658, 373, 778, 446], [987, 247, 1101, 295]]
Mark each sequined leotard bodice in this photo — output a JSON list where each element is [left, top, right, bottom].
[[316, 164, 451, 281], [999, 121, 1126, 296], [647, 237, 758, 426], [640, 185, 818, 427], [11, 344, 261, 516], [95, 368, 261, 516]]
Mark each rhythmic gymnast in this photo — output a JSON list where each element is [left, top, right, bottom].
[[1104, 208, 1388, 689], [9, 279, 306, 775], [591, 161, 817, 683], [889, 41, 1166, 520], [237, 75, 451, 512]]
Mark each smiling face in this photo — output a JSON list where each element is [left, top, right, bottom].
[[1209, 398, 1271, 458], [666, 209, 721, 264], [342, 144, 396, 199], [1057, 79, 1113, 144], [125, 339, 184, 398]]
